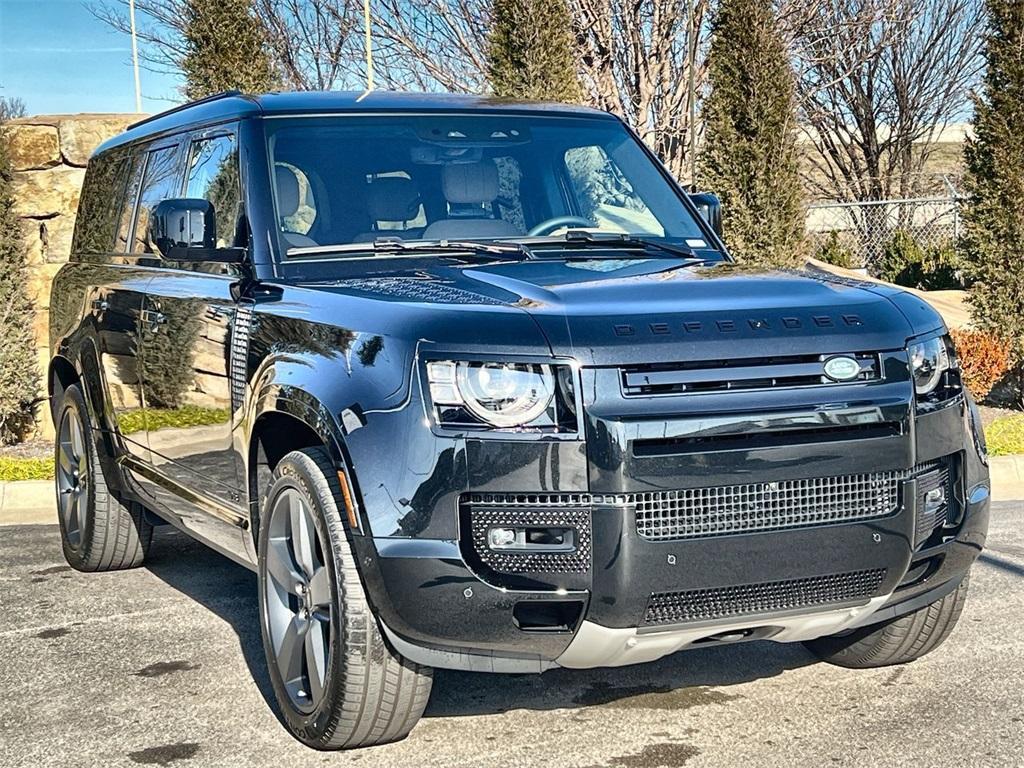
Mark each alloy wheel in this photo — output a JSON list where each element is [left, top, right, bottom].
[[263, 487, 334, 713], [56, 406, 89, 548]]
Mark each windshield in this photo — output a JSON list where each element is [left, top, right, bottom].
[[265, 114, 712, 257]]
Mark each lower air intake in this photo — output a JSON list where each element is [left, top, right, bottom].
[[643, 569, 887, 625]]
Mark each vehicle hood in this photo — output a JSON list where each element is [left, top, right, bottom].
[[301, 258, 944, 366]]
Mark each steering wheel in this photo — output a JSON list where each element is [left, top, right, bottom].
[[528, 216, 593, 237]]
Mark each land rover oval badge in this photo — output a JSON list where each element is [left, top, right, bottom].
[[823, 356, 861, 382]]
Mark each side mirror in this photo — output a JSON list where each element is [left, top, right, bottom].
[[149, 198, 245, 263], [688, 192, 723, 239]]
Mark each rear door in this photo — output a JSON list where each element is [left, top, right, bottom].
[[141, 127, 247, 514]]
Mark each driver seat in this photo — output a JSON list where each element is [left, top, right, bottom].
[[421, 160, 521, 240]]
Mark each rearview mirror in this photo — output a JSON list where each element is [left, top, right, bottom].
[[688, 192, 723, 239], [149, 198, 245, 263]]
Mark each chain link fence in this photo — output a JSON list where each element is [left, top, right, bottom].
[[805, 178, 965, 270]]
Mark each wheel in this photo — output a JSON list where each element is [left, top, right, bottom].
[[804, 575, 970, 668], [54, 384, 152, 571], [257, 447, 432, 749]]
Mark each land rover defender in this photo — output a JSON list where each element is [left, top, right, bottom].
[[48, 91, 990, 749]]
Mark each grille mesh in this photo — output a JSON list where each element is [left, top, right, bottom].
[[463, 494, 591, 574], [623, 470, 906, 541], [644, 569, 887, 625]]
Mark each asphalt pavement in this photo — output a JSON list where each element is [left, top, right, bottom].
[[0, 502, 1021, 768]]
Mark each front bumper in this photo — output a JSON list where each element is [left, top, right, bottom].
[[350, 389, 990, 673]]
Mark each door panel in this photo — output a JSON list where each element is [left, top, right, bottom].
[[141, 273, 242, 506]]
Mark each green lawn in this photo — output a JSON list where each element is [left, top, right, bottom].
[[986, 413, 1024, 457]]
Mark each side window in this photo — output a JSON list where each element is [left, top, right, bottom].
[[564, 145, 664, 236], [185, 134, 242, 247], [115, 150, 145, 253], [72, 148, 132, 260], [131, 145, 182, 254]]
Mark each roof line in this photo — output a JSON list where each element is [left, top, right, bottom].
[[127, 90, 257, 130]]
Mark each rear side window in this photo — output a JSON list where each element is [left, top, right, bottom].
[[115, 151, 145, 253], [131, 145, 182, 254], [72, 148, 132, 259], [185, 134, 242, 247]]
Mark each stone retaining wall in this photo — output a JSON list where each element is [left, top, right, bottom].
[[7, 113, 143, 437]]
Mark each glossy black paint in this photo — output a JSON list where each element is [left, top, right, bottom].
[[49, 92, 990, 668]]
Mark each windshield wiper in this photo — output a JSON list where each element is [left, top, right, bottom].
[[529, 230, 703, 261], [287, 237, 533, 262]]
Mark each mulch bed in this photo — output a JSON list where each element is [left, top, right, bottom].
[[0, 438, 52, 461]]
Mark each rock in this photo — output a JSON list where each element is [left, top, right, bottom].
[[58, 114, 139, 167], [39, 214, 77, 263], [19, 219, 45, 266], [6, 124, 60, 171], [11, 166, 86, 218]]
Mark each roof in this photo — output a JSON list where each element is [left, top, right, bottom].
[[93, 90, 616, 156]]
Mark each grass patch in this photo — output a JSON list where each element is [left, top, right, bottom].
[[0, 457, 54, 481], [118, 406, 231, 435], [985, 413, 1024, 457]]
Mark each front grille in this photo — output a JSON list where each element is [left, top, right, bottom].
[[621, 352, 880, 396], [914, 460, 953, 547], [462, 493, 591, 574], [643, 569, 887, 625], [624, 470, 907, 541]]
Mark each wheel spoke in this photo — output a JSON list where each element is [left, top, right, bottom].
[[307, 566, 331, 609], [67, 492, 80, 535], [58, 445, 73, 477], [304, 619, 327, 705], [265, 537, 303, 595], [70, 417, 84, 459], [289, 495, 315, 578], [58, 487, 72, 524], [275, 614, 306, 685]]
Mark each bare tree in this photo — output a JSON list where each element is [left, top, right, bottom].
[[794, 0, 985, 203], [91, 0, 365, 91]]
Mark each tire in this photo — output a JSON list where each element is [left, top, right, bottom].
[[257, 447, 432, 749], [54, 384, 152, 571], [804, 575, 970, 668]]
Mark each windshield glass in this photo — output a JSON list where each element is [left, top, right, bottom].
[[265, 115, 712, 256]]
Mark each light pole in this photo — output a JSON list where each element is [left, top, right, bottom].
[[363, 0, 375, 91], [129, 0, 142, 112]]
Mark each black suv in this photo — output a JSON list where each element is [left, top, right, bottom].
[[49, 91, 990, 749]]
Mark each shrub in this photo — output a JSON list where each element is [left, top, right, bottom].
[[950, 328, 1013, 399], [0, 102, 41, 444], [815, 231, 856, 269], [874, 230, 966, 290], [0, 457, 53, 481]]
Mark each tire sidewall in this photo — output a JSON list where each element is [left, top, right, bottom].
[[257, 453, 346, 746], [55, 386, 97, 566]]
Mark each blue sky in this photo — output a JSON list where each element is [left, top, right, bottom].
[[0, 0, 183, 115]]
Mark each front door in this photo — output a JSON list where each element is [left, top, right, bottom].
[[141, 130, 247, 515]]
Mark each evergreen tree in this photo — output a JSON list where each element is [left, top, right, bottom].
[[0, 105, 40, 443], [486, 0, 584, 103], [182, 0, 277, 100], [697, 0, 804, 267], [962, 0, 1024, 376]]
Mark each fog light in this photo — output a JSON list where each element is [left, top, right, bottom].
[[488, 527, 517, 549], [924, 485, 946, 513]]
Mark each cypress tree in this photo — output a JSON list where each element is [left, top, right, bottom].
[[182, 0, 277, 100], [697, 0, 804, 267], [962, 0, 1024, 376], [486, 0, 584, 103], [0, 107, 41, 443]]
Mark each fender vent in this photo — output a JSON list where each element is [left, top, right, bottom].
[[230, 304, 253, 412], [644, 569, 887, 625]]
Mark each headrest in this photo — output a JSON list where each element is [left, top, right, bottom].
[[275, 165, 301, 217], [442, 160, 500, 205], [367, 177, 421, 222]]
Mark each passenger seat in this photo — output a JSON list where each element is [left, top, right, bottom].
[[421, 160, 521, 240], [275, 165, 318, 249]]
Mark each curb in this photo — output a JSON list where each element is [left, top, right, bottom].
[[1, 459, 1022, 526], [0, 480, 55, 526]]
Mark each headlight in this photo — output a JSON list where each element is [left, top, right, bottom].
[[908, 335, 951, 396], [428, 361, 556, 428]]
